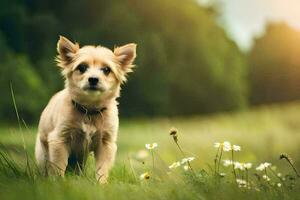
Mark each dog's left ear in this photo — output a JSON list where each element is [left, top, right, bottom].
[[114, 43, 137, 73]]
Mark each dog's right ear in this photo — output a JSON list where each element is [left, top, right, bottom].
[[56, 36, 79, 67]]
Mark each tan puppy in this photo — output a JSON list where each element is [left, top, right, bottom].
[[35, 36, 136, 183]]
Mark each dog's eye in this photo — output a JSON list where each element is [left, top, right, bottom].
[[101, 66, 111, 76], [76, 64, 88, 73]]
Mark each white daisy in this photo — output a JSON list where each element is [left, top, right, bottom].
[[219, 172, 226, 177], [181, 157, 195, 164], [183, 165, 189, 171], [169, 161, 181, 169], [145, 143, 158, 150], [234, 162, 245, 170], [232, 145, 241, 151], [262, 174, 270, 181], [236, 179, 247, 185], [214, 142, 221, 148], [223, 160, 233, 167], [244, 163, 252, 169], [277, 183, 282, 187], [256, 162, 272, 171], [223, 141, 232, 151]]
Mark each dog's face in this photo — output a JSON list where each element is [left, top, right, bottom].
[[56, 36, 136, 104]]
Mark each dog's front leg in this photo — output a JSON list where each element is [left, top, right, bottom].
[[48, 132, 69, 177], [94, 133, 117, 184]]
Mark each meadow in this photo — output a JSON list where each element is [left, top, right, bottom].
[[0, 102, 300, 200]]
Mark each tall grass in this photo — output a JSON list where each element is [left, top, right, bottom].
[[0, 89, 300, 199]]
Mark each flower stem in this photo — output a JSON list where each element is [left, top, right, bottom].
[[287, 159, 300, 177], [151, 150, 154, 170], [214, 147, 220, 176], [175, 141, 195, 173], [231, 150, 237, 180], [217, 148, 223, 174], [246, 169, 249, 187]]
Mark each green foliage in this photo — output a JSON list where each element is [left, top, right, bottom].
[[0, 34, 46, 122], [0, 0, 248, 122], [249, 23, 300, 105]]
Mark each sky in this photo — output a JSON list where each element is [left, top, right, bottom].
[[199, 0, 300, 51]]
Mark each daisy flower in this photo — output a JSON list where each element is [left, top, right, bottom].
[[262, 174, 270, 181], [169, 161, 181, 169], [236, 179, 247, 186], [140, 172, 150, 180], [232, 145, 241, 151], [219, 172, 226, 177], [214, 141, 232, 151], [244, 163, 252, 169], [277, 183, 282, 187], [183, 165, 189, 171], [181, 157, 195, 164], [256, 162, 272, 171], [223, 160, 233, 167], [145, 143, 158, 150], [233, 162, 252, 170]]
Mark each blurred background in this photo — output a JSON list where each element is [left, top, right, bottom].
[[0, 0, 300, 123]]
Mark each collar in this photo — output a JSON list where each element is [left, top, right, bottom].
[[72, 100, 107, 116]]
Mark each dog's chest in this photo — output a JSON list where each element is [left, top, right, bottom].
[[81, 121, 97, 141], [69, 120, 100, 152]]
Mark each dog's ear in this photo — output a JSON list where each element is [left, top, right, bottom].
[[114, 43, 137, 74], [56, 36, 79, 67]]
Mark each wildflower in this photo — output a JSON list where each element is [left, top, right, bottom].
[[183, 165, 189, 171], [169, 128, 178, 143], [236, 179, 247, 186], [233, 162, 252, 170], [214, 141, 231, 151], [219, 172, 226, 177], [140, 172, 150, 180], [277, 183, 282, 187], [277, 173, 282, 177], [262, 175, 271, 181], [223, 159, 233, 167], [244, 163, 252, 169], [223, 141, 231, 151], [169, 161, 181, 169], [232, 145, 241, 151], [169, 128, 178, 136], [234, 162, 244, 170], [181, 157, 195, 164], [214, 142, 221, 148], [256, 162, 271, 171], [145, 143, 158, 150]]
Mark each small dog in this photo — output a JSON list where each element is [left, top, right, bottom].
[[35, 36, 136, 183]]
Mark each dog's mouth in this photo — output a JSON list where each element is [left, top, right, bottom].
[[83, 85, 105, 92], [88, 86, 99, 91]]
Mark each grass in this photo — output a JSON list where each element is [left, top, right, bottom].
[[1, 102, 300, 199]]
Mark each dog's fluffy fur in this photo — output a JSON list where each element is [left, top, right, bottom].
[[35, 36, 136, 183]]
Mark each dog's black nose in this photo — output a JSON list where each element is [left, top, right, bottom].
[[88, 77, 99, 85]]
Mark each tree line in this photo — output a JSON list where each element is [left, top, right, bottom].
[[0, 0, 299, 123]]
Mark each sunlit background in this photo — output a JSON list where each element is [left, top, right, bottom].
[[201, 0, 300, 50]]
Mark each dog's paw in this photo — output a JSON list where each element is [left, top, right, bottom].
[[96, 173, 108, 184]]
